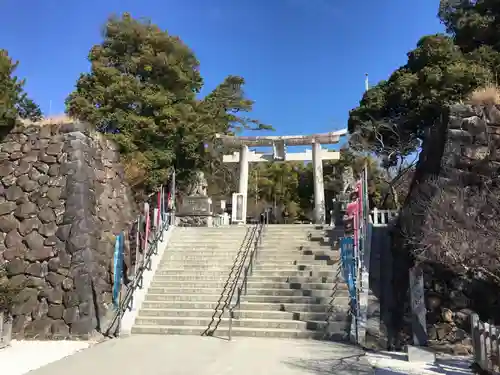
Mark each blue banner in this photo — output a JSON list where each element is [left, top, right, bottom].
[[340, 236, 356, 303], [112, 232, 124, 309]]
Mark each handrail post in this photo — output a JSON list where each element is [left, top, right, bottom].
[[222, 214, 266, 341], [228, 310, 233, 341]]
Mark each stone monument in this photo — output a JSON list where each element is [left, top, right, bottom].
[[176, 171, 213, 227], [407, 265, 435, 364]]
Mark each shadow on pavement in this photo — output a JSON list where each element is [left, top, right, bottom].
[[282, 342, 374, 375]]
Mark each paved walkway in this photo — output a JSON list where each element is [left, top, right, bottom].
[[27, 335, 374, 375]]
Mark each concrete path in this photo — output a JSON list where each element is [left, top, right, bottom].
[[27, 335, 374, 375]]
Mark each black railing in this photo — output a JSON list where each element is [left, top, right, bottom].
[[104, 179, 176, 337], [202, 225, 255, 336], [226, 212, 268, 340], [105, 213, 173, 337]]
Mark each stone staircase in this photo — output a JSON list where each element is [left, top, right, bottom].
[[132, 224, 350, 339], [226, 224, 350, 339], [131, 226, 251, 335]]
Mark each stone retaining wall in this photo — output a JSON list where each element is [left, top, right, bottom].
[[0, 122, 136, 339], [389, 103, 500, 353]]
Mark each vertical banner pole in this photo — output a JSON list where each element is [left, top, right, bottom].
[[156, 190, 161, 229], [357, 162, 371, 346], [117, 231, 125, 335], [112, 232, 123, 310], [144, 202, 150, 249], [134, 216, 141, 277], [171, 169, 176, 225]]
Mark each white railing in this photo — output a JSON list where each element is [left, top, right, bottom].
[[472, 313, 500, 373], [370, 208, 398, 225], [213, 213, 230, 227]]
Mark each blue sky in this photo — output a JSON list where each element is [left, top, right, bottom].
[[1, 0, 444, 147]]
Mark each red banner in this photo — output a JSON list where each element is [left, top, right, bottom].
[[156, 190, 161, 228], [144, 202, 150, 250]]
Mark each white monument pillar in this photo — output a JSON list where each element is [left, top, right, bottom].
[[238, 145, 249, 223], [312, 142, 325, 224]]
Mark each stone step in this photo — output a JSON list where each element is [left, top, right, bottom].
[[254, 264, 338, 271], [258, 245, 337, 251], [140, 301, 348, 313], [149, 280, 231, 288], [245, 275, 343, 283], [259, 236, 314, 241], [254, 259, 340, 267], [149, 274, 345, 284], [260, 242, 335, 248], [130, 325, 323, 338], [163, 253, 241, 259], [149, 280, 346, 291], [151, 274, 235, 281], [149, 281, 232, 289], [147, 287, 228, 295], [146, 285, 347, 298], [134, 316, 341, 331], [162, 250, 337, 258], [161, 254, 241, 260], [256, 251, 339, 257], [136, 308, 346, 321], [251, 270, 339, 277], [159, 258, 237, 264], [158, 259, 340, 268], [153, 269, 340, 278], [168, 244, 246, 249], [169, 238, 249, 243], [243, 294, 348, 304], [241, 288, 348, 298], [163, 251, 247, 256], [153, 270, 232, 277], [171, 232, 248, 236], [169, 240, 245, 244], [156, 265, 235, 270], [144, 293, 227, 302], [143, 292, 348, 305], [158, 261, 238, 267], [171, 233, 249, 237]]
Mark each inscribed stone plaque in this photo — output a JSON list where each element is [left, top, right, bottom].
[[231, 193, 245, 222], [178, 196, 212, 216], [409, 266, 428, 346], [236, 195, 243, 221]]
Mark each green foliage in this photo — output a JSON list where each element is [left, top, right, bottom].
[[347, 1, 500, 206], [243, 149, 393, 221], [66, 13, 270, 194], [348, 34, 492, 158], [349, 1, 500, 159], [0, 50, 42, 130], [0, 264, 22, 314]]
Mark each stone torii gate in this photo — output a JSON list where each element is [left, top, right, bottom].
[[216, 129, 347, 224]]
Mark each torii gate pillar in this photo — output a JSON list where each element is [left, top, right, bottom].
[[312, 141, 326, 224], [238, 145, 249, 222]]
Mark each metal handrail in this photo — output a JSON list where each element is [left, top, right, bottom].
[[227, 212, 268, 340], [202, 225, 255, 336], [104, 213, 171, 337]]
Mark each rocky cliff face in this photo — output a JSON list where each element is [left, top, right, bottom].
[[390, 103, 500, 352], [0, 121, 136, 339]]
